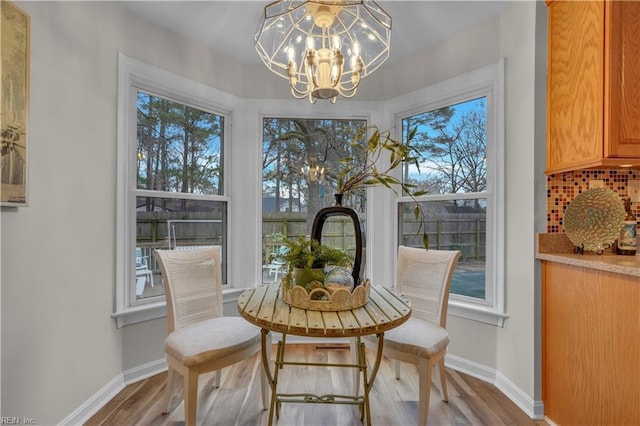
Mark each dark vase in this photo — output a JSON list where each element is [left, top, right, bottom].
[[311, 193, 365, 286]]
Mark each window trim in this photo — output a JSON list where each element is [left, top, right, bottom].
[[391, 59, 507, 327], [113, 53, 237, 327]]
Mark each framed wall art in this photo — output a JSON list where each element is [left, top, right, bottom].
[[1, 0, 30, 206]]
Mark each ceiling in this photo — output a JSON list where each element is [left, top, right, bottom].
[[122, 1, 511, 67]]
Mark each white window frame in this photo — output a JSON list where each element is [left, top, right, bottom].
[[390, 60, 507, 327], [112, 53, 236, 327]]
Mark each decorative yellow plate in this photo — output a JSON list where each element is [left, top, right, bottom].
[[563, 187, 626, 252]]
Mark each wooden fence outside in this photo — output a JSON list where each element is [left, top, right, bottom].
[[137, 212, 486, 269], [262, 212, 486, 262]]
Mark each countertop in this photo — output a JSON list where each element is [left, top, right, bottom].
[[536, 233, 640, 278]]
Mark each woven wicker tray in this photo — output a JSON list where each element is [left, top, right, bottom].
[[281, 279, 371, 311]]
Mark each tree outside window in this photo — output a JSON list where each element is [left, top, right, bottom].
[[133, 91, 227, 301], [262, 118, 367, 283], [401, 98, 488, 299]]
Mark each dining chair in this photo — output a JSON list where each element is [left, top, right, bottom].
[[135, 247, 155, 298], [362, 246, 461, 426], [155, 247, 269, 426]]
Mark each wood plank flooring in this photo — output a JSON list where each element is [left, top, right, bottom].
[[86, 344, 547, 426]]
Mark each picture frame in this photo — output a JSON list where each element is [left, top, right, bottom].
[[1, 0, 30, 206]]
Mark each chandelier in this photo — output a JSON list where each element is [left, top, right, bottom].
[[255, 1, 392, 103], [301, 164, 325, 181]]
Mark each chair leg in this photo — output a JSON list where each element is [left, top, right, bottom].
[[183, 368, 199, 426], [213, 370, 222, 388], [417, 358, 433, 426], [163, 367, 176, 414], [438, 357, 448, 402], [395, 360, 401, 379]]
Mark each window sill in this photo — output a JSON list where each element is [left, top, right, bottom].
[[111, 301, 167, 328], [111, 287, 249, 328], [448, 300, 508, 327]]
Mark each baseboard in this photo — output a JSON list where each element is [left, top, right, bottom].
[[59, 359, 167, 425], [445, 353, 496, 383], [495, 371, 545, 420], [58, 374, 124, 425], [445, 354, 544, 421], [544, 415, 559, 426], [123, 357, 167, 384]]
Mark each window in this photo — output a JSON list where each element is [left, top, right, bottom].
[[401, 98, 488, 298], [395, 61, 506, 326], [114, 54, 232, 327], [261, 118, 367, 283]]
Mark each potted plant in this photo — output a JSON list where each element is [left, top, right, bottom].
[[336, 125, 429, 249], [274, 237, 353, 295]]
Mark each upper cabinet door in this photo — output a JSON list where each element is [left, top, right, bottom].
[[546, 1, 604, 173], [605, 0, 640, 158], [546, 0, 640, 175]]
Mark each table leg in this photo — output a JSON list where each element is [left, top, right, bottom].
[[359, 332, 384, 426], [265, 331, 288, 426], [262, 332, 383, 425], [261, 329, 277, 426]]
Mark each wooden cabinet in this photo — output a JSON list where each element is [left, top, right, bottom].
[[546, 1, 640, 174], [542, 261, 640, 425]]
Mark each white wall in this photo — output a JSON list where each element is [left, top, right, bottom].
[[1, 1, 544, 422], [0, 1, 265, 422], [1, 2, 125, 423], [495, 1, 544, 417]]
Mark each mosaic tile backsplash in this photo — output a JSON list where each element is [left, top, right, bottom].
[[547, 169, 640, 233]]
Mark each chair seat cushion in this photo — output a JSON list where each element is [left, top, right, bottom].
[[165, 316, 261, 367], [377, 317, 449, 358]]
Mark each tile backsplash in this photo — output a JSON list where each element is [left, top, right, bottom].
[[546, 169, 639, 233]]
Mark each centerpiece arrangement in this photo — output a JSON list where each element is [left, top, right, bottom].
[[273, 125, 429, 311], [274, 237, 371, 311]]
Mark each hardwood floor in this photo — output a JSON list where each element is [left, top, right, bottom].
[[86, 344, 547, 426]]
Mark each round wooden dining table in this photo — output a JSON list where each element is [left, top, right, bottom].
[[237, 282, 411, 426]]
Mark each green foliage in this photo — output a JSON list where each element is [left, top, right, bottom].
[[337, 126, 422, 194], [337, 126, 429, 249], [276, 237, 353, 293], [274, 237, 353, 269]]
